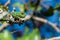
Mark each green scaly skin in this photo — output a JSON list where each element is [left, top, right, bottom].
[[11, 12, 26, 18], [12, 3, 26, 18]]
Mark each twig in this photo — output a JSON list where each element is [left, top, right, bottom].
[[0, 22, 9, 31], [4, 0, 10, 6], [48, 36, 60, 40], [32, 16, 60, 32]]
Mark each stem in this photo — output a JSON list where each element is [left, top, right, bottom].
[[48, 36, 60, 40], [32, 16, 60, 32], [0, 22, 9, 31], [4, 0, 10, 6]]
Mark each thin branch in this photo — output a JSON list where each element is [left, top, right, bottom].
[[0, 13, 13, 31], [19, 15, 32, 21], [32, 16, 60, 32], [47, 36, 60, 40], [14, 14, 60, 32], [0, 22, 9, 31], [4, 0, 10, 6]]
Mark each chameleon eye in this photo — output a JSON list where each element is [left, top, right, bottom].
[[0, 8, 3, 13]]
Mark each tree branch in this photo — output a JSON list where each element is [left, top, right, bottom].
[[32, 16, 60, 32], [47, 36, 60, 40], [4, 0, 10, 6], [0, 22, 9, 31]]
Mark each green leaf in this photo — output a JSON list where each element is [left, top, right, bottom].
[[0, 30, 13, 40]]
